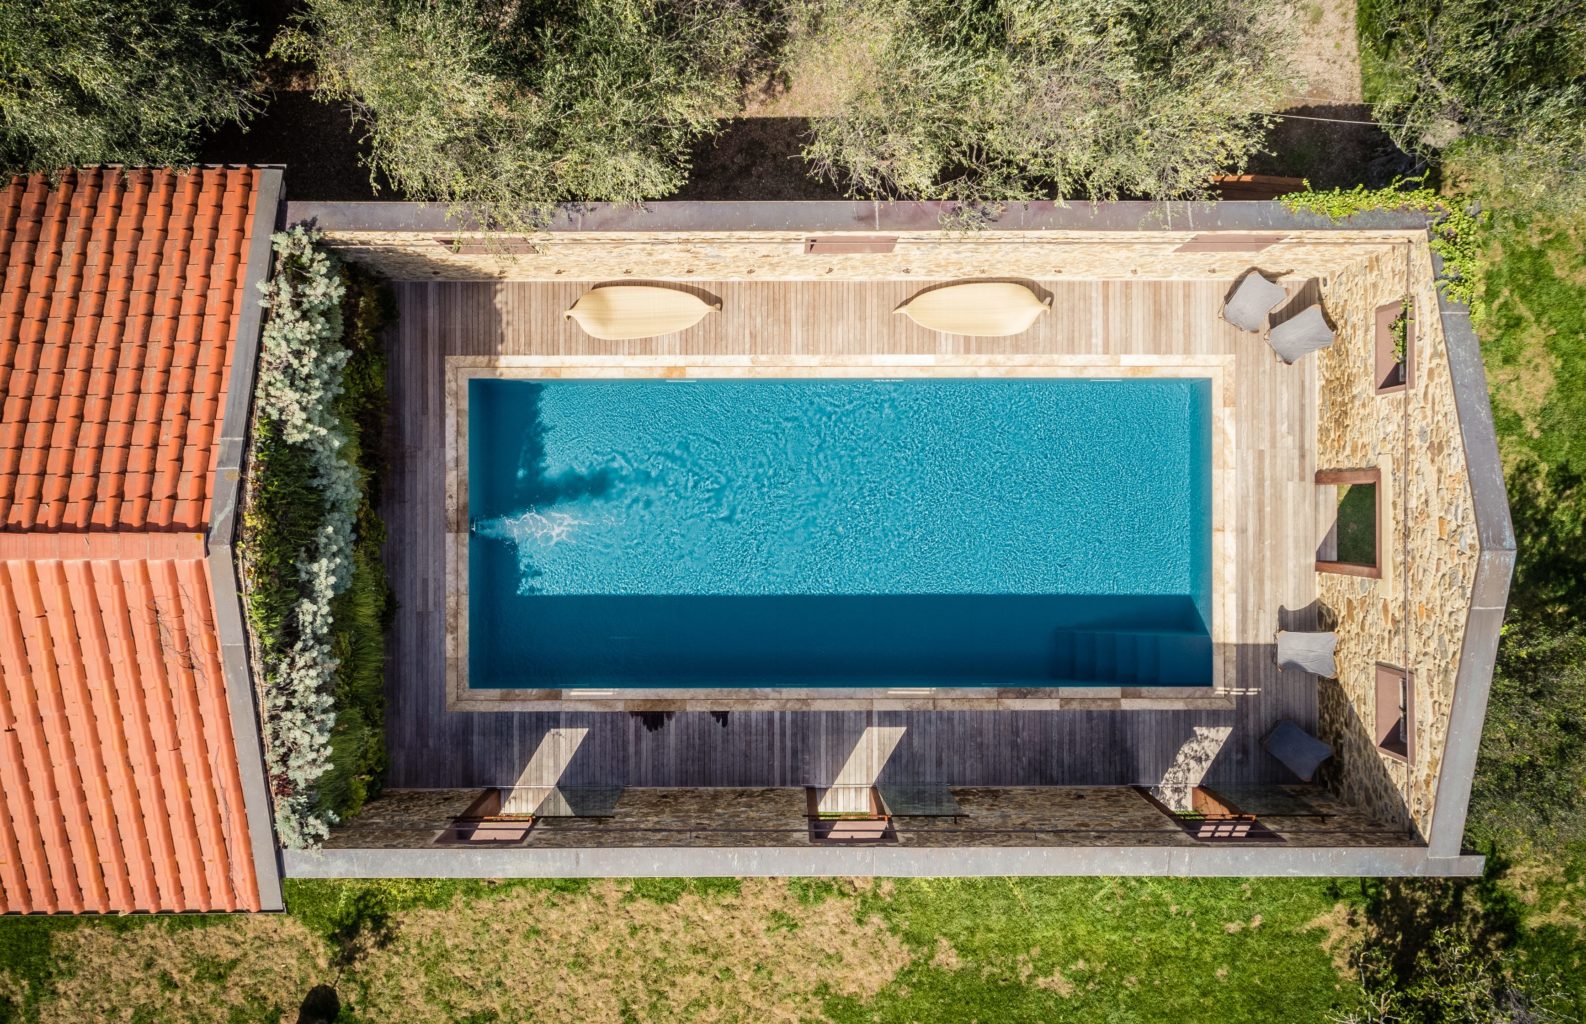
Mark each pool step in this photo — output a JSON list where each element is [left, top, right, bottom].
[[1049, 629, 1212, 687]]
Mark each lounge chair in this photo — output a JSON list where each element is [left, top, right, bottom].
[[1222, 270, 1286, 333], [565, 285, 720, 340], [1275, 630, 1338, 678], [894, 281, 1050, 337], [1262, 720, 1334, 782], [1266, 303, 1335, 364]]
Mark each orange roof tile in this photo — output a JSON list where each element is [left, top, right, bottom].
[[0, 168, 266, 914], [0, 558, 259, 912], [0, 168, 256, 533]]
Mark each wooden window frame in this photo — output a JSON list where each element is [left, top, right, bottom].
[[1172, 232, 1283, 253], [804, 236, 899, 255], [433, 237, 540, 254], [1374, 300, 1416, 394], [1316, 468, 1383, 578], [1374, 664, 1414, 763]]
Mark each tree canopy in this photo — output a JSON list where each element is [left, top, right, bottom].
[[278, 0, 768, 226], [794, 0, 1290, 203], [0, 0, 258, 174], [1360, 0, 1586, 210]]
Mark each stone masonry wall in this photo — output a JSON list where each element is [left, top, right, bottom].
[[319, 228, 1411, 283], [1314, 241, 1479, 839]]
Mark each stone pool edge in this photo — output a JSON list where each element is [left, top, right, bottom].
[[444, 355, 1237, 712]]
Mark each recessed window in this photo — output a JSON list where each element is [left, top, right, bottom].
[[1316, 468, 1382, 577], [1375, 665, 1414, 761], [804, 236, 898, 254], [1374, 299, 1415, 393], [433, 237, 539, 254]]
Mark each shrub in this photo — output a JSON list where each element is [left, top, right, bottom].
[[245, 226, 393, 847], [276, 0, 767, 225], [797, 0, 1289, 204], [1336, 868, 1565, 1024], [0, 0, 258, 173], [1280, 180, 1487, 307]]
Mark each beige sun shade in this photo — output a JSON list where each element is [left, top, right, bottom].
[[565, 285, 721, 340], [894, 282, 1051, 337]]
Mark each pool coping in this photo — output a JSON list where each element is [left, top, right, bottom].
[[443, 354, 1237, 712]]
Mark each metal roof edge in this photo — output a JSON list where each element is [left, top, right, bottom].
[[209, 166, 286, 912], [1425, 246, 1516, 859]]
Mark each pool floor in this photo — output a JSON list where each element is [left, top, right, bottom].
[[467, 377, 1213, 688]]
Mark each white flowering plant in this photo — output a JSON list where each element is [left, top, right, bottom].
[[243, 224, 366, 848]]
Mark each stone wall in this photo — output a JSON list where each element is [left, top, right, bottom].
[[1314, 241, 1480, 839], [319, 228, 1410, 283]]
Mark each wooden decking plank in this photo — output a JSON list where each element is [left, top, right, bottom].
[[381, 277, 1318, 790]]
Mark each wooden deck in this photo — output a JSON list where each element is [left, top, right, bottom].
[[382, 278, 1322, 789]]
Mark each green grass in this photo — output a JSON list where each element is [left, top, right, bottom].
[[1354, 0, 1405, 107], [1335, 483, 1378, 567], [1, 869, 1580, 1021], [821, 877, 1363, 1023], [1465, 209, 1586, 855], [0, 913, 228, 1024], [0, 877, 1365, 1022], [1479, 213, 1586, 484]]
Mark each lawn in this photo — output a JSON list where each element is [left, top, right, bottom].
[[0, 876, 1367, 1024], [2, 859, 1583, 1024]]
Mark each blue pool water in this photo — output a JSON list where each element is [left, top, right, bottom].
[[468, 378, 1213, 688]]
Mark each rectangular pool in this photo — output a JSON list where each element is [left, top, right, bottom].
[[467, 377, 1212, 688]]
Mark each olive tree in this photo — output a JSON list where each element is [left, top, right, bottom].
[[1360, 0, 1586, 210], [0, 0, 258, 174], [796, 0, 1290, 203], [278, 0, 768, 226]]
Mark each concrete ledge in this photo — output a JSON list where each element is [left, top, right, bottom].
[[210, 168, 287, 912], [284, 199, 1437, 235], [286, 844, 1484, 879], [1426, 254, 1516, 858]]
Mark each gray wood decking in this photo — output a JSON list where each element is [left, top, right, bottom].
[[381, 279, 1321, 790]]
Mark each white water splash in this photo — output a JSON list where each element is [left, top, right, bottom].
[[475, 509, 588, 547]]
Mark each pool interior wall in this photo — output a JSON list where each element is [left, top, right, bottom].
[[468, 377, 1213, 688]]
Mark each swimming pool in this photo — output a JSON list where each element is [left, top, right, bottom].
[[467, 377, 1213, 688]]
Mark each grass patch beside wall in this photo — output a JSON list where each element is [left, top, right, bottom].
[[1465, 210, 1586, 855], [4, 868, 1582, 1023]]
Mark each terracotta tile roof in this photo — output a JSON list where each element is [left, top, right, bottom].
[[0, 556, 259, 912], [0, 168, 256, 533], [0, 168, 265, 914]]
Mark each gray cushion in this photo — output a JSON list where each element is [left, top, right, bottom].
[[1262, 720, 1334, 782], [1223, 271, 1286, 332], [1275, 630, 1338, 677], [1267, 303, 1335, 364]]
